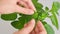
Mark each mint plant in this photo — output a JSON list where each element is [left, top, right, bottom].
[[1, 0, 60, 34]]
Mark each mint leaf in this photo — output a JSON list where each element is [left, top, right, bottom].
[[32, 0, 38, 3], [50, 12, 58, 29], [11, 13, 38, 29], [51, 2, 60, 15], [44, 24, 54, 34], [42, 21, 47, 25], [42, 21, 54, 34], [32, 0, 43, 10], [1, 13, 17, 21], [19, 14, 32, 23], [49, 2, 60, 29], [35, 3, 43, 10], [38, 9, 48, 20], [11, 21, 24, 29], [45, 7, 49, 11], [19, 12, 38, 23], [32, 12, 38, 19]]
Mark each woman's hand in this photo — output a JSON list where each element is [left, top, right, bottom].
[[0, 0, 36, 15], [14, 19, 47, 34]]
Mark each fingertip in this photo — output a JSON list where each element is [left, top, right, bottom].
[[29, 19, 35, 24], [37, 21, 44, 28], [27, 19, 35, 28], [24, 19, 35, 29], [24, 19, 35, 28], [37, 21, 41, 25], [24, 24, 28, 28]]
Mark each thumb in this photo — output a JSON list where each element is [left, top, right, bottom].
[[14, 19, 35, 34]]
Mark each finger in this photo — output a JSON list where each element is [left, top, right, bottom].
[[18, 0, 29, 8], [16, 5, 34, 15], [24, 24, 28, 28], [39, 32, 47, 34], [20, 0, 28, 2], [18, 19, 35, 34], [21, 0, 36, 11], [30, 31, 35, 34], [27, 0, 36, 11], [35, 26, 39, 34], [37, 21, 46, 32]]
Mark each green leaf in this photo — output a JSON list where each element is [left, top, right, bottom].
[[51, 2, 60, 15], [11, 21, 24, 29], [38, 9, 48, 20], [12, 15, 32, 29], [12, 12, 38, 29], [18, 15, 32, 24], [32, 0, 43, 10], [32, 0, 38, 3], [44, 24, 54, 34], [35, 3, 43, 10], [32, 12, 38, 19], [50, 2, 59, 29], [19, 12, 39, 23], [42, 21, 47, 25], [1, 13, 17, 21], [45, 7, 49, 11], [50, 12, 58, 29], [18, 17, 25, 23]]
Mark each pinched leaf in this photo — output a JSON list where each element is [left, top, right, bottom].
[[19, 15, 32, 24], [19, 12, 38, 23], [44, 24, 54, 34], [1, 13, 17, 21], [32, 12, 38, 19]]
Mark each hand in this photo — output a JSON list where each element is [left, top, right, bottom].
[[30, 21, 47, 34], [0, 0, 36, 15], [14, 19, 47, 34]]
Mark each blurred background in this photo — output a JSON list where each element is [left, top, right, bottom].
[[0, 0, 60, 34]]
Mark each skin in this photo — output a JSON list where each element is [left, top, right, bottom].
[[0, 0, 47, 34]]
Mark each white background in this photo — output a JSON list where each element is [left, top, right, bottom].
[[0, 0, 60, 34]]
